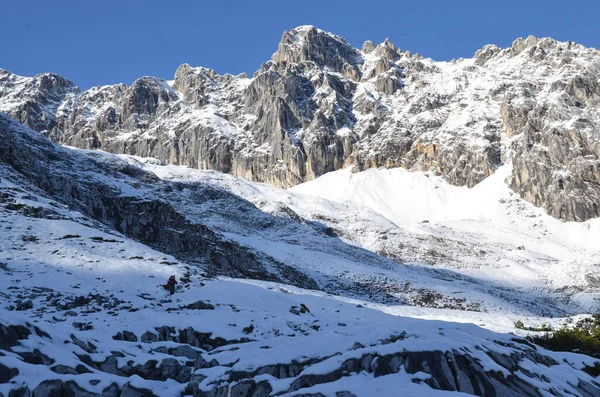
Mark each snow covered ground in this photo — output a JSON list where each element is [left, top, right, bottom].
[[291, 165, 600, 305], [121, 155, 600, 317], [1, 172, 599, 396], [2, 121, 600, 395]]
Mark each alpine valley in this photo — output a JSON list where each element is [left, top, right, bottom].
[[0, 26, 599, 396]]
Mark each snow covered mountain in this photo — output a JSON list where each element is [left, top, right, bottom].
[[1, 104, 600, 395], [1, 26, 600, 222], [2, 26, 600, 396]]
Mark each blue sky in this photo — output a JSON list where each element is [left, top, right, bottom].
[[3, 0, 599, 89]]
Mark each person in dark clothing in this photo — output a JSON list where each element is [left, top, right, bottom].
[[164, 275, 177, 295]]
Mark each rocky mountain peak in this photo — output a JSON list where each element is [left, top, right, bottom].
[[119, 76, 178, 130], [0, 70, 79, 134], [382, 37, 396, 50], [32, 72, 79, 95], [272, 25, 363, 80], [510, 35, 557, 56], [172, 63, 241, 107], [0, 70, 79, 102], [361, 40, 376, 54]]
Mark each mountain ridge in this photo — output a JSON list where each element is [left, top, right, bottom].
[[1, 26, 599, 222]]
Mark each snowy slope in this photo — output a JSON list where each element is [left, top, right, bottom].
[[119, 156, 600, 316], [290, 165, 600, 307], [2, 111, 600, 395], [1, 173, 600, 396], [2, 107, 598, 316]]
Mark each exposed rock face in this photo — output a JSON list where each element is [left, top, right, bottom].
[[272, 26, 362, 80], [0, 113, 317, 289], [1, 27, 600, 221], [3, 321, 600, 397], [0, 69, 80, 134], [507, 60, 600, 221]]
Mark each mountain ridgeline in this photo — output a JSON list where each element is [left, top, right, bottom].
[[1, 26, 599, 221]]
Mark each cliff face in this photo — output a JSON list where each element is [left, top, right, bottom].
[[0, 113, 317, 289], [1, 26, 600, 221]]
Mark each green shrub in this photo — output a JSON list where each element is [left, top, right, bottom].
[[514, 320, 525, 329], [538, 323, 552, 332], [513, 320, 552, 332], [529, 314, 600, 359]]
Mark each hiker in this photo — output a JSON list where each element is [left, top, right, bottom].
[[164, 275, 177, 295]]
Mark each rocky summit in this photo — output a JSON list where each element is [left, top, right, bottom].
[[1, 26, 599, 222]]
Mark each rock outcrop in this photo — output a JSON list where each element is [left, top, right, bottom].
[[1, 27, 600, 221], [2, 321, 599, 397], [0, 113, 317, 289]]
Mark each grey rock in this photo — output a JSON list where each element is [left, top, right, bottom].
[[0, 70, 79, 135], [351, 342, 365, 350], [15, 299, 33, 311], [272, 26, 362, 79], [32, 380, 99, 397], [17, 349, 54, 365], [122, 330, 138, 342], [158, 357, 192, 383], [1, 313, 598, 397], [194, 356, 209, 369], [510, 99, 600, 221], [8, 387, 30, 397], [0, 323, 31, 350], [215, 339, 597, 397], [50, 364, 78, 375], [120, 383, 156, 397], [141, 331, 159, 343], [101, 383, 120, 397], [70, 334, 96, 353], [500, 86, 536, 138], [184, 374, 209, 396], [292, 394, 326, 397], [228, 380, 272, 397], [289, 306, 301, 315], [474, 44, 501, 66], [0, 362, 18, 383], [98, 355, 124, 376], [181, 300, 215, 310], [170, 344, 201, 359]]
